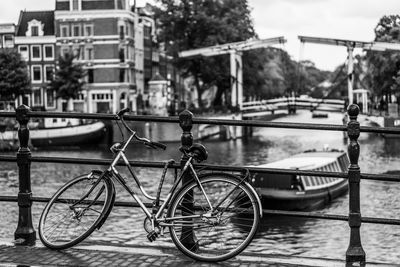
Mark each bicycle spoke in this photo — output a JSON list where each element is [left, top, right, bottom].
[[39, 174, 111, 249], [169, 175, 259, 262]]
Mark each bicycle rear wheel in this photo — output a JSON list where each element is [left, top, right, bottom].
[[39, 172, 113, 249], [168, 173, 261, 262]]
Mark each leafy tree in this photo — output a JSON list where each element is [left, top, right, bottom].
[[154, 0, 258, 109], [50, 52, 86, 111], [297, 60, 331, 96], [0, 49, 30, 101], [249, 49, 331, 99], [366, 15, 400, 103]]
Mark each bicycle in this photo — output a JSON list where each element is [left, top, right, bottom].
[[38, 108, 262, 262]]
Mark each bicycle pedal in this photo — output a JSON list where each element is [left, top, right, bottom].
[[147, 230, 158, 242]]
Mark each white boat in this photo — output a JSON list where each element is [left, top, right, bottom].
[[0, 119, 106, 148], [249, 149, 349, 211]]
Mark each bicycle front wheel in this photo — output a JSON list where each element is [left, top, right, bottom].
[[39, 172, 113, 249], [168, 173, 261, 262]]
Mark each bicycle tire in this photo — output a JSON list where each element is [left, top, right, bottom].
[[168, 173, 261, 262], [39, 171, 114, 249]]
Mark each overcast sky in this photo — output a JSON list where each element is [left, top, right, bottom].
[[1, 0, 399, 71]]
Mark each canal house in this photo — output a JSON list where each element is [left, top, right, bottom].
[[54, 0, 139, 113], [14, 11, 57, 111]]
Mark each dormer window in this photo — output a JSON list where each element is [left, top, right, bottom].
[[26, 20, 44, 37], [31, 26, 39, 36]]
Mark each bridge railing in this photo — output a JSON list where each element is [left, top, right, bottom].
[[242, 96, 346, 114], [0, 104, 400, 265]]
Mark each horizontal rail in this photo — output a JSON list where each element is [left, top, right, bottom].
[[0, 111, 180, 123], [193, 118, 347, 131], [1, 155, 399, 182], [263, 210, 400, 225], [2, 111, 400, 135], [0, 195, 397, 226]]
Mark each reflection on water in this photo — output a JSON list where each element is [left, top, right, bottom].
[[0, 110, 399, 263]]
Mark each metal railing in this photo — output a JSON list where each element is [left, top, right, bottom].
[[242, 96, 346, 116], [1, 104, 400, 265]]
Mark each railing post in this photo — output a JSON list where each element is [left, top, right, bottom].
[[14, 105, 36, 245], [178, 110, 197, 250], [346, 104, 365, 265]]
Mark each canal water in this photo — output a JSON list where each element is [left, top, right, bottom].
[[0, 110, 399, 263]]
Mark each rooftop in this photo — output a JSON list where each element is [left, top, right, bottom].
[[16, 10, 55, 36]]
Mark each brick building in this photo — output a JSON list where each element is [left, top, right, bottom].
[[54, 0, 139, 113], [0, 1, 176, 114], [14, 11, 57, 111]]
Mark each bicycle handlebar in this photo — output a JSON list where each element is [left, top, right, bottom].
[[116, 108, 166, 150], [146, 141, 167, 150], [117, 107, 131, 117]]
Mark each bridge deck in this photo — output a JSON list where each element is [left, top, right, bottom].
[[0, 241, 395, 267]]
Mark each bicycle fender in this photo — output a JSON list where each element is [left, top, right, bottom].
[[86, 170, 116, 230], [198, 172, 263, 218], [96, 183, 115, 230]]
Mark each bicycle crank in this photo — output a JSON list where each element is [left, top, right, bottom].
[[147, 230, 158, 242]]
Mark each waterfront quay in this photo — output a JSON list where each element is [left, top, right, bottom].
[[1, 105, 400, 266]]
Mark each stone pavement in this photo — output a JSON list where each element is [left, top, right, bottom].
[[0, 241, 396, 267]]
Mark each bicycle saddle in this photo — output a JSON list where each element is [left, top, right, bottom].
[[189, 143, 208, 162]]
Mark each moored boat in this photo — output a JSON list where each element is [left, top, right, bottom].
[[30, 121, 106, 147], [0, 118, 106, 148], [249, 149, 349, 211]]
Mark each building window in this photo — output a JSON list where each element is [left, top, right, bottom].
[[119, 48, 125, 62], [61, 25, 69, 37], [32, 88, 42, 106], [117, 0, 125, 9], [31, 26, 39, 36], [119, 69, 125, 83], [31, 45, 41, 60], [120, 92, 126, 109], [32, 66, 42, 82], [73, 47, 82, 59], [73, 24, 81, 37], [18, 46, 29, 61], [26, 20, 44, 37], [88, 69, 94, 83], [44, 65, 54, 82], [4, 35, 14, 48], [72, 0, 79, 10], [46, 89, 56, 109], [85, 47, 93, 60], [84, 24, 93, 36], [92, 93, 113, 100], [44, 45, 54, 60], [119, 25, 125, 40]]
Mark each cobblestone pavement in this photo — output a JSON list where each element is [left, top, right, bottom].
[[0, 242, 395, 267], [0, 242, 343, 267]]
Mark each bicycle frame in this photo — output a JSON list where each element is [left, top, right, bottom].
[[103, 134, 213, 225]]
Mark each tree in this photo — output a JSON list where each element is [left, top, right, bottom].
[[366, 15, 400, 103], [50, 52, 86, 111], [154, 0, 258, 109], [0, 49, 30, 101]]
